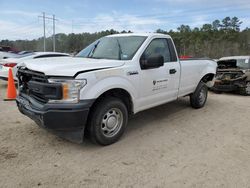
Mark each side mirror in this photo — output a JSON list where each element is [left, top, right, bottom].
[[140, 54, 164, 69]]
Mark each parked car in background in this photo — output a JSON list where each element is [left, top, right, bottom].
[[0, 46, 18, 53], [0, 50, 35, 60], [0, 51, 20, 59], [0, 52, 69, 80], [17, 51, 33, 55], [212, 56, 250, 95]]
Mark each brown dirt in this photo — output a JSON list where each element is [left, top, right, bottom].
[[1, 80, 250, 188]]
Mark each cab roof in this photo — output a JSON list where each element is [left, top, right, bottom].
[[106, 33, 171, 38]]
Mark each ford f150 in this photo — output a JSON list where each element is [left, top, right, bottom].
[[16, 33, 217, 145]]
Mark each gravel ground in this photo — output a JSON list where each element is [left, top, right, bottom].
[[0, 80, 250, 188]]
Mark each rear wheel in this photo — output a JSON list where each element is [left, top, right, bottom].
[[190, 82, 208, 109], [87, 97, 128, 146]]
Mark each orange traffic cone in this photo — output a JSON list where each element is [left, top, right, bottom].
[[4, 68, 17, 101]]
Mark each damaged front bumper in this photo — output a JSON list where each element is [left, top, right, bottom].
[[212, 80, 238, 92], [16, 94, 94, 143], [212, 78, 248, 93], [212, 70, 248, 92]]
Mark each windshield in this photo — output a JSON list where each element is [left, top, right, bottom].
[[237, 59, 249, 69], [14, 52, 34, 59], [76, 36, 147, 60]]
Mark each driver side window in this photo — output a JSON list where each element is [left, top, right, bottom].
[[142, 38, 171, 62]]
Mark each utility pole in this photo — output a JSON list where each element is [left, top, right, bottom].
[[39, 13, 57, 52], [53, 15, 56, 52], [43, 12, 46, 52]]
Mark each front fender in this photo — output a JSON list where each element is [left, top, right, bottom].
[[80, 76, 138, 107]]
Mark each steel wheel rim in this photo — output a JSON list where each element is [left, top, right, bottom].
[[198, 87, 207, 104], [101, 108, 123, 137]]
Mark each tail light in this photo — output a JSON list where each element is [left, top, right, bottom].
[[3, 63, 17, 68], [179, 55, 192, 60]]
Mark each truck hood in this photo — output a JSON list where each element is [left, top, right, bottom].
[[18, 57, 125, 77]]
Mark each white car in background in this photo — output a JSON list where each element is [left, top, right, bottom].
[[0, 52, 69, 80], [0, 51, 21, 59]]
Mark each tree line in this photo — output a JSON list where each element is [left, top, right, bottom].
[[0, 16, 249, 58]]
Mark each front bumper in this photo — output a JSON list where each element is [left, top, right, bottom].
[[212, 84, 238, 92], [16, 94, 94, 143], [211, 80, 238, 92]]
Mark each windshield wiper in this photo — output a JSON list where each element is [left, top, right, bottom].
[[88, 41, 100, 58]]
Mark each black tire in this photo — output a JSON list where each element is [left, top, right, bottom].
[[190, 81, 208, 109], [239, 81, 250, 96], [87, 97, 128, 146]]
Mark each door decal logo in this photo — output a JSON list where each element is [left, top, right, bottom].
[[152, 79, 168, 91]]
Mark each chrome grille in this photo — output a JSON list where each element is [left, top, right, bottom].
[[18, 68, 48, 104]]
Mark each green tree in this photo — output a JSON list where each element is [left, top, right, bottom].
[[221, 17, 231, 30], [1, 17, 248, 59], [177, 25, 191, 33], [212, 20, 220, 30], [201, 24, 213, 32], [231, 17, 242, 31]]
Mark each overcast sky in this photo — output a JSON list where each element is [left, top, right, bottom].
[[0, 0, 249, 40]]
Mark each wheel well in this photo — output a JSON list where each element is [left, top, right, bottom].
[[201, 73, 215, 83], [90, 88, 133, 115]]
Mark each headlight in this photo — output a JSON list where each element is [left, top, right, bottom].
[[48, 79, 87, 103]]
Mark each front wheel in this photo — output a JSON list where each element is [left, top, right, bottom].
[[88, 97, 128, 146], [246, 82, 250, 95], [190, 82, 208, 109], [240, 81, 250, 96]]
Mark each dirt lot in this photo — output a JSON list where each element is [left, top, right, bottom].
[[0, 80, 250, 188]]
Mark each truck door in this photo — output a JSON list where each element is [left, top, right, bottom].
[[138, 38, 180, 109]]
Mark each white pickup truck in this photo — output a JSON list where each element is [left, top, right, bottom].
[[16, 33, 217, 145]]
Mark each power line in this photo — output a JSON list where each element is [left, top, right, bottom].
[[1, 2, 250, 41], [57, 2, 250, 27]]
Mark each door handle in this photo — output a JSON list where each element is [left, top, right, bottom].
[[169, 69, 177, 74]]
